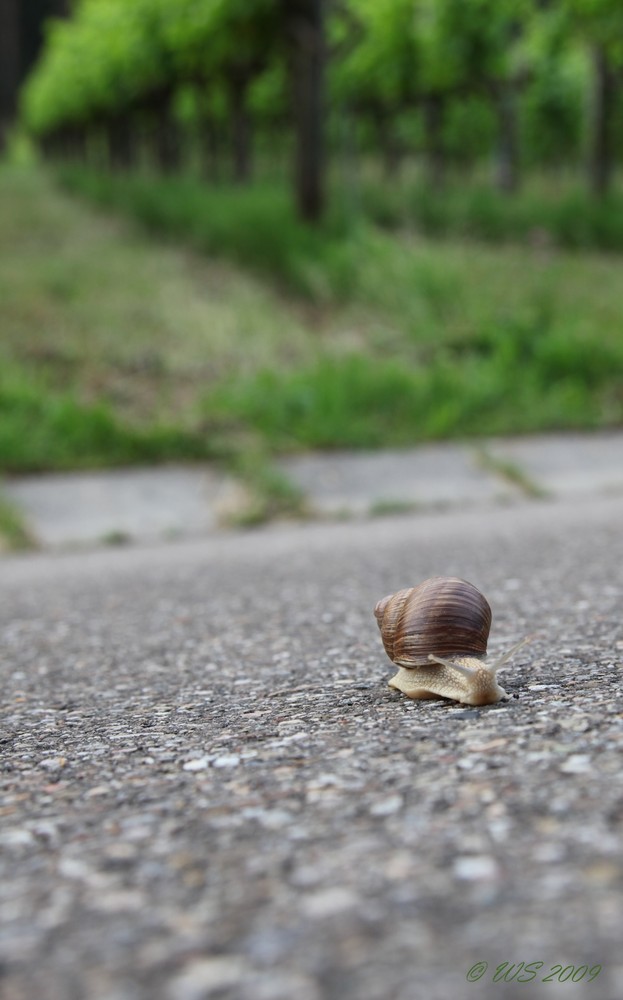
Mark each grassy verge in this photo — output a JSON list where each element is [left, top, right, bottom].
[[56, 165, 358, 301], [1, 163, 622, 485], [201, 347, 620, 450], [359, 174, 623, 252], [0, 362, 220, 472]]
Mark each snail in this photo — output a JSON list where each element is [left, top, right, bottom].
[[374, 576, 527, 706]]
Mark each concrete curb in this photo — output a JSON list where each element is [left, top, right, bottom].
[[2, 430, 622, 551]]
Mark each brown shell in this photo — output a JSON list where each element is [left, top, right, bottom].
[[374, 576, 491, 667]]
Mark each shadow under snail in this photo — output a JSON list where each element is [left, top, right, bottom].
[[374, 576, 528, 706]]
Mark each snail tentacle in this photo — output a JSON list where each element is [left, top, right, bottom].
[[489, 636, 531, 673]]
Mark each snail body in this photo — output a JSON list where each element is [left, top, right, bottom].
[[374, 576, 525, 706]]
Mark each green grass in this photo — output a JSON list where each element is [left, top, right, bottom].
[[0, 489, 36, 551], [201, 348, 619, 450], [0, 164, 323, 469], [1, 162, 622, 480], [474, 449, 549, 500], [0, 362, 217, 472], [56, 165, 358, 301], [359, 173, 623, 252]]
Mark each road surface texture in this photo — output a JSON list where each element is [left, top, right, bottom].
[[1, 494, 622, 1000]]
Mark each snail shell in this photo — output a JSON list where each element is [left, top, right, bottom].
[[374, 576, 523, 706], [374, 576, 491, 667]]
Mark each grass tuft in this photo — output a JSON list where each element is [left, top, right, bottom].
[[0, 489, 36, 551], [0, 363, 216, 473]]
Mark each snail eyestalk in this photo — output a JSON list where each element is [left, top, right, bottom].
[[490, 636, 532, 673]]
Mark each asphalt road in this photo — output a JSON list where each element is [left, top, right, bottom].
[[1, 494, 622, 1000]]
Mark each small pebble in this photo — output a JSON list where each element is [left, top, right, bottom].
[[453, 856, 499, 881], [212, 754, 241, 768], [183, 758, 210, 771], [369, 794, 403, 817]]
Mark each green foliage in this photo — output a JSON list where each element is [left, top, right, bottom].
[[19, 0, 623, 195], [2, 162, 622, 477], [199, 259, 623, 450], [521, 47, 587, 166], [57, 166, 358, 299], [0, 363, 215, 472], [332, 0, 420, 110], [22, 0, 282, 135], [201, 329, 621, 450], [565, 0, 623, 62], [23, 0, 170, 132], [359, 176, 623, 251]]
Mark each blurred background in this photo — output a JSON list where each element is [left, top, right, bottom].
[[1, 0, 622, 542]]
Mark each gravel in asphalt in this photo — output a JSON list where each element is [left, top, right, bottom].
[[0, 495, 622, 1000]]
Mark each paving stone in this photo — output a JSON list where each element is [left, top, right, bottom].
[[277, 442, 518, 515], [3, 465, 238, 547], [487, 431, 623, 498], [2, 431, 623, 551]]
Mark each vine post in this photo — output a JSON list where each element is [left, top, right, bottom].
[[285, 0, 326, 223]]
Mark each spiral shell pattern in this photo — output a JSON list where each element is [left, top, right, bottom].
[[374, 576, 491, 668]]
